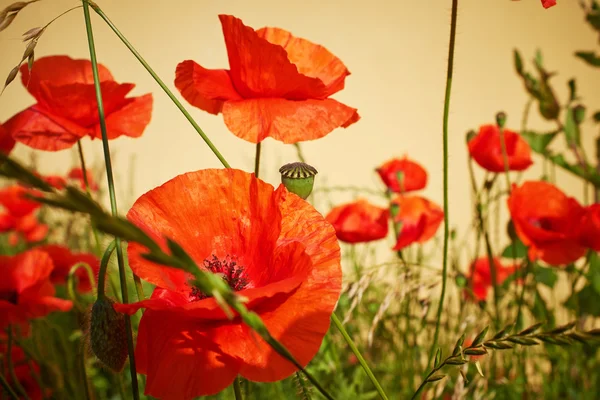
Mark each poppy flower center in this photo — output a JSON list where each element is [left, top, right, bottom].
[[0, 290, 18, 304], [528, 217, 557, 232], [189, 255, 250, 301]]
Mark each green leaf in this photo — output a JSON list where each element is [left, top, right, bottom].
[[575, 51, 600, 67], [564, 107, 581, 146], [586, 10, 600, 30], [520, 130, 559, 153], [568, 79, 577, 102], [534, 265, 558, 288], [501, 239, 528, 259], [514, 49, 524, 75], [546, 153, 600, 188], [472, 326, 489, 347], [426, 374, 446, 383], [564, 285, 600, 317], [593, 111, 600, 123]]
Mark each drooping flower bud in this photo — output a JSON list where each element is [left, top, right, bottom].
[[279, 162, 318, 200], [89, 296, 128, 372]]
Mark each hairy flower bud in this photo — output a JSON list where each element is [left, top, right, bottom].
[[89, 296, 128, 372]]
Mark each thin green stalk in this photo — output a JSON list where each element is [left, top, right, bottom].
[[77, 140, 102, 256], [86, 1, 230, 168], [6, 328, 30, 400], [79, 344, 92, 400], [97, 240, 117, 299], [498, 124, 512, 193], [233, 377, 243, 400], [80, 4, 139, 398], [0, 374, 18, 400], [294, 143, 307, 163], [254, 142, 262, 178], [429, 0, 458, 364], [331, 313, 389, 400]]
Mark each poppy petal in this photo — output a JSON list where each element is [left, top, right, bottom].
[[219, 15, 327, 99], [222, 98, 359, 143], [0, 186, 41, 217], [91, 94, 153, 140], [20, 56, 113, 101], [256, 26, 350, 96], [6, 106, 87, 151], [0, 122, 16, 154], [325, 199, 389, 243], [174, 60, 242, 115]]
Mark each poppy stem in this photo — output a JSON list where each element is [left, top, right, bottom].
[[81, 3, 140, 399], [97, 240, 117, 299], [428, 0, 458, 366], [0, 373, 19, 400], [331, 313, 389, 400], [293, 143, 307, 163], [86, 1, 231, 169], [5, 327, 31, 400], [233, 376, 243, 400], [77, 140, 103, 257], [254, 142, 262, 178]]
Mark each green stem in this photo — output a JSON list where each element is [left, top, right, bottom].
[[331, 313, 389, 400], [97, 240, 117, 299], [80, 4, 139, 399], [0, 374, 18, 400], [87, 1, 231, 168], [233, 376, 243, 400], [498, 125, 512, 192], [80, 344, 92, 400], [294, 143, 307, 163], [67, 261, 98, 311], [515, 259, 531, 329], [77, 140, 103, 256], [429, 0, 458, 364], [6, 328, 30, 400], [254, 142, 261, 178]]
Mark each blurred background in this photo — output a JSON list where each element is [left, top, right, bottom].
[[0, 0, 597, 253]]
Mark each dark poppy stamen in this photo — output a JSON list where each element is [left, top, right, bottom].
[[189, 255, 249, 301]]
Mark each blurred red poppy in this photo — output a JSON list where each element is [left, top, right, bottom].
[[113, 169, 341, 399], [43, 175, 67, 189], [376, 157, 428, 193], [508, 181, 586, 265], [468, 125, 533, 173], [0, 343, 43, 400], [67, 167, 98, 191], [578, 203, 600, 252], [0, 122, 16, 154], [5, 56, 153, 151], [37, 245, 100, 292], [325, 199, 389, 243], [391, 196, 444, 251], [0, 185, 41, 217], [0, 249, 72, 330], [467, 257, 515, 301], [175, 15, 359, 144], [0, 185, 48, 245], [542, 0, 556, 8]]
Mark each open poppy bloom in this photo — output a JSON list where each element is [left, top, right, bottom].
[[0, 185, 48, 245], [113, 169, 341, 399], [578, 203, 600, 252], [508, 181, 586, 265], [5, 56, 153, 151], [467, 257, 516, 301], [391, 195, 444, 251], [325, 199, 389, 243], [0, 185, 41, 218], [0, 122, 16, 154], [37, 245, 100, 292], [67, 167, 99, 191], [468, 124, 533, 173], [541, 0, 556, 8], [175, 15, 359, 144], [0, 249, 73, 330], [376, 157, 428, 193]]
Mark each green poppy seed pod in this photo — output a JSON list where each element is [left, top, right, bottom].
[[279, 162, 318, 200], [466, 130, 477, 143], [496, 112, 507, 129], [573, 104, 586, 124], [90, 296, 128, 372]]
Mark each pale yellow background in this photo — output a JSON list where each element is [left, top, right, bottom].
[[0, 0, 598, 264]]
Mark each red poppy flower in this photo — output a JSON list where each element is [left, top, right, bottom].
[[0, 249, 73, 330], [113, 169, 341, 399], [67, 167, 98, 191], [541, 0, 556, 8], [0, 343, 43, 400], [375, 157, 428, 193], [43, 175, 67, 189], [578, 203, 600, 252], [508, 181, 586, 265], [467, 257, 515, 301], [36, 245, 99, 292], [5, 56, 153, 152], [0, 122, 16, 154], [0, 185, 41, 218], [325, 199, 389, 243], [391, 195, 444, 251], [175, 15, 359, 144], [468, 124, 533, 173]]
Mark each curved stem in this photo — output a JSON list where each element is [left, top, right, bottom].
[[86, 1, 231, 168], [254, 142, 261, 178], [429, 0, 458, 363], [294, 143, 306, 163], [233, 376, 243, 400], [97, 240, 117, 299], [0, 373, 19, 400], [6, 327, 31, 400], [81, 4, 139, 398], [331, 313, 389, 400], [67, 261, 98, 311]]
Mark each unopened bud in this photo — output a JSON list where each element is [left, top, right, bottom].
[[279, 162, 317, 200], [496, 112, 507, 129], [89, 296, 128, 372]]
